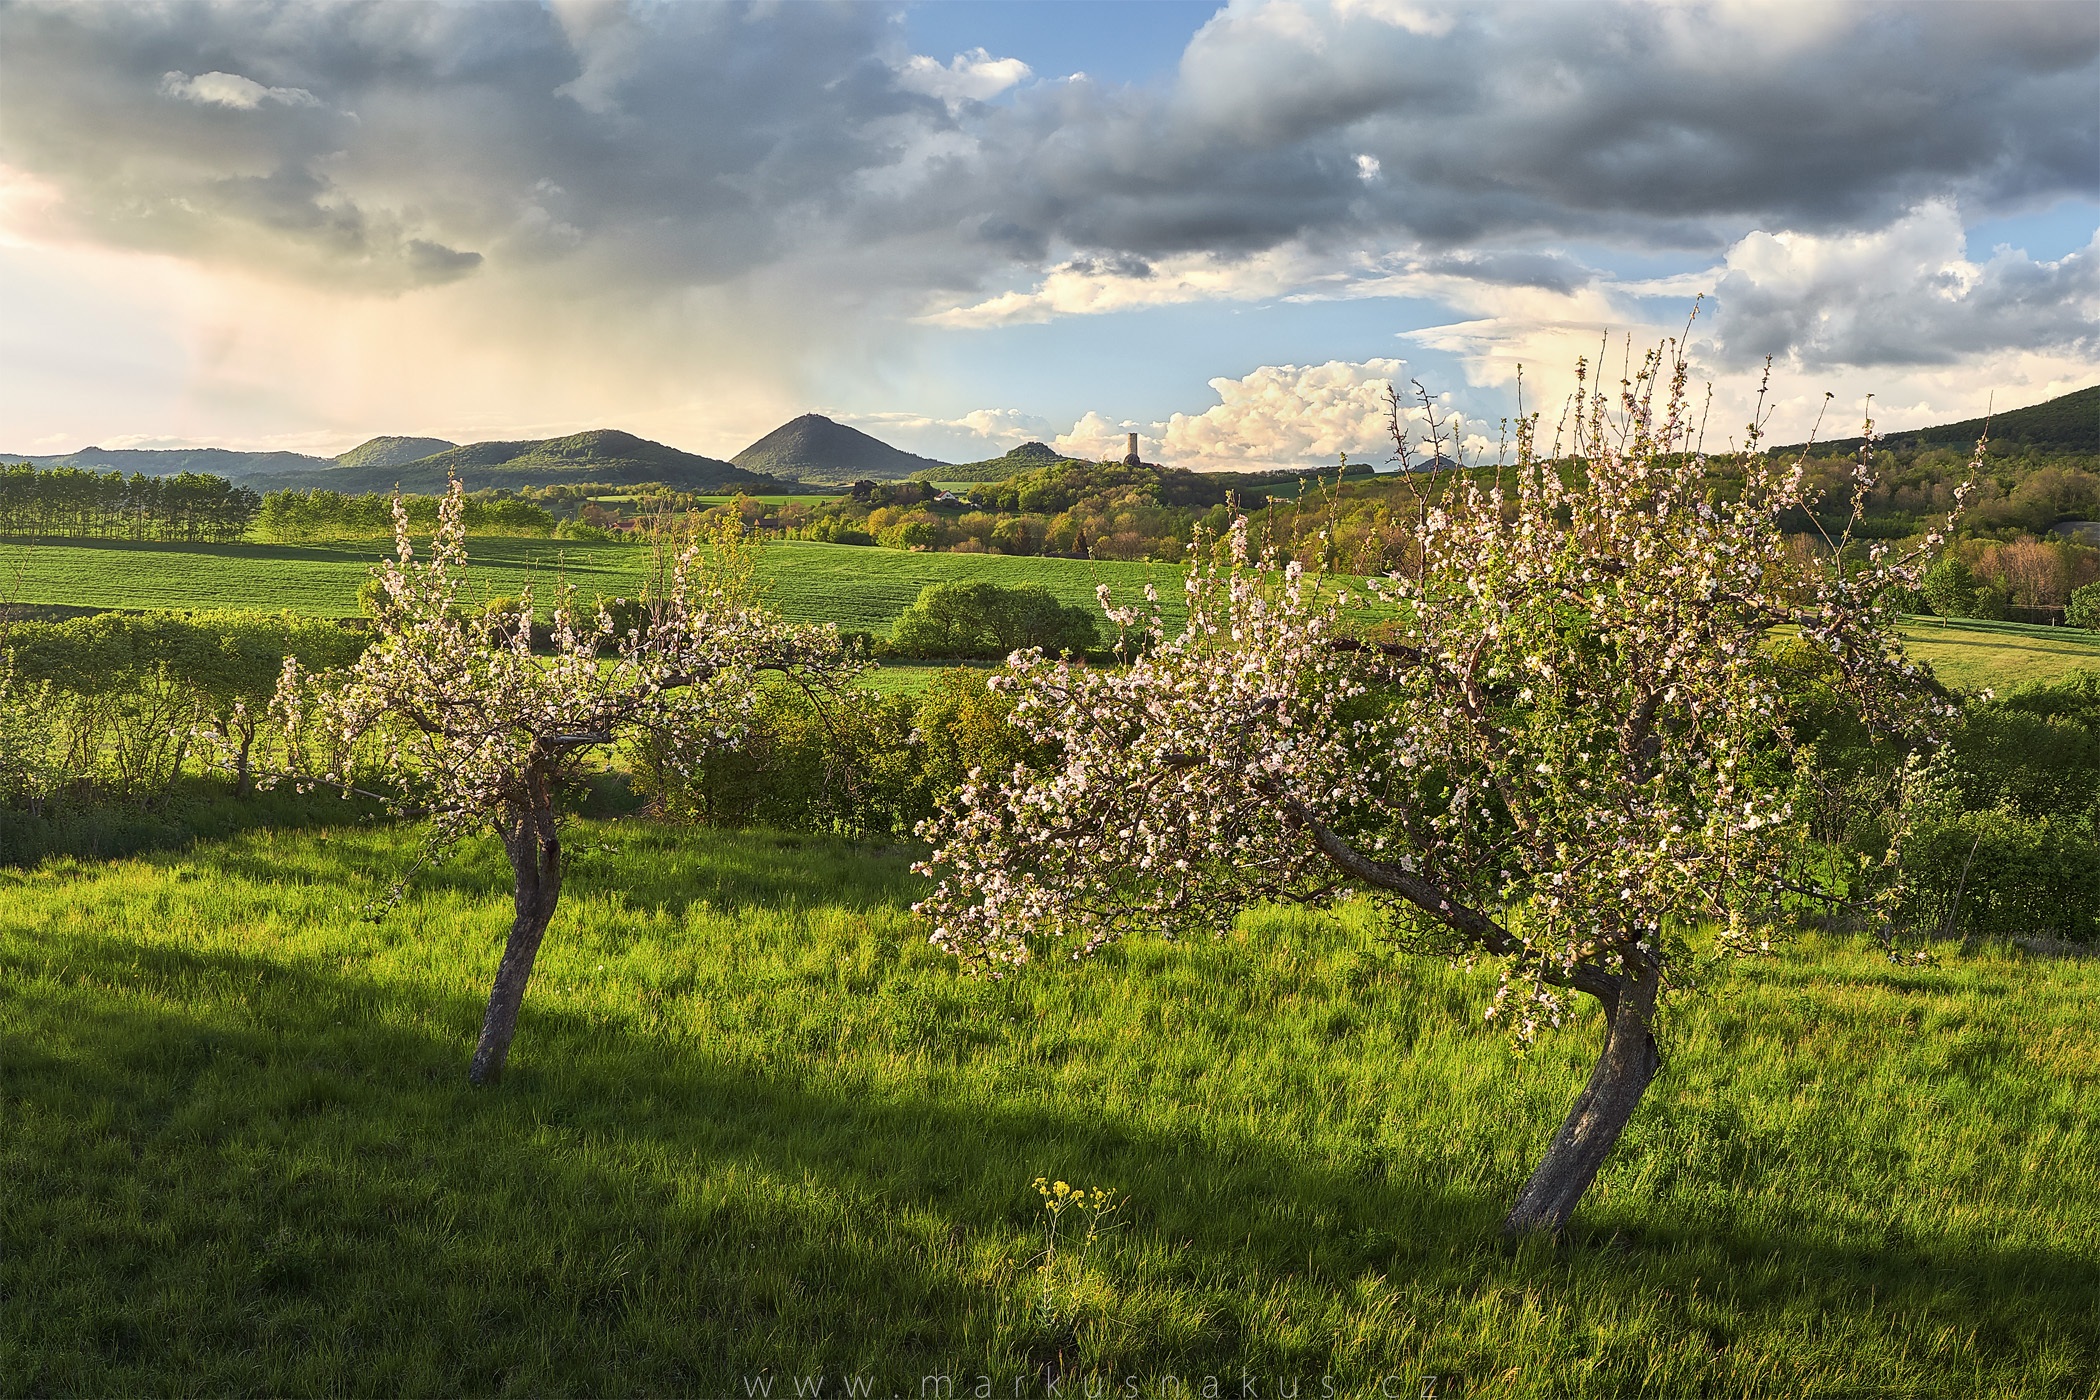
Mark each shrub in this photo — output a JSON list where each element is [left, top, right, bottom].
[[1896, 802, 2100, 942], [806, 517, 874, 546], [631, 668, 1047, 836], [889, 582, 1100, 660], [2, 610, 370, 799], [905, 668, 1054, 814], [633, 678, 918, 833], [2070, 579, 2100, 631], [1945, 691, 2100, 820]]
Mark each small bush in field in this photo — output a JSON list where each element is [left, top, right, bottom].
[[2070, 579, 2100, 631], [1895, 798, 2100, 943], [890, 581, 1099, 660]]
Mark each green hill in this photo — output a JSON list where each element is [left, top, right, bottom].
[[733, 414, 946, 483], [0, 445, 335, 479], [245, 430, 801, 494], [333, 435, 457, 471], [925, 440, 1086, 484], [1777, 385, 2099, 457]]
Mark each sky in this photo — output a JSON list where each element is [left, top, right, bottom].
[[0, 0, 2094, 472]]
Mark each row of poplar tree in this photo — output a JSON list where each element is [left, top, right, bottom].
[[0, 464, 261, 543]]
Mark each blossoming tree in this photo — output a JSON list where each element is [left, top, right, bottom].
[[273, 480, 858, 1085], [917, 344, 1971, 1235]]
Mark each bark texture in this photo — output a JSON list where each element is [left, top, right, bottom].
[[469, 781, 563, 1087], [1501, 967, 1662, 1236]]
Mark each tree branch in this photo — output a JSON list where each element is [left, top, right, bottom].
[[1265, 786, 1621, 1004]]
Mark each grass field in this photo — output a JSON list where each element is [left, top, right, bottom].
[[2, 821, 2095, 1395], [0, 537, 1182, 638], [1895, 614, 2100, 692], [4, 536, 2098, 689]]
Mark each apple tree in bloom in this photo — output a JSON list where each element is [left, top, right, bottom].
[[272, 479, 859, 1085], [916, 343, 1973, 1235]]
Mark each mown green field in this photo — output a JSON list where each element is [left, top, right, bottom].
[[2, 822, 2094, 1395], [0, 537, 1181, 638], [1894, 614, 2100, 692], [4, 536, 2098, 689]]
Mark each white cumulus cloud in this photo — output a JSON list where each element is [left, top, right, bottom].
[[1056, 360, 1498, 474], [895, 48, 1032, 105]]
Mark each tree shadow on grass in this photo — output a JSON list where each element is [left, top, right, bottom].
[[0, 784, 389, 870], [196, 821, 928, 921], [4, 928, 2095, 1396]]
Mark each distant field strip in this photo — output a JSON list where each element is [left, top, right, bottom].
[[5, 538, 2095, 685], [0, 538, 1184, 635]]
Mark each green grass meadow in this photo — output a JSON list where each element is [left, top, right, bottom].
[[0, 536, 1182, 639], [3, 822, 2095, 1395], [1894, 614, 2100, 692], [6, 536, 2100, 692]]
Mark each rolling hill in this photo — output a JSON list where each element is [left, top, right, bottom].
[[0, 445, 337, 478], [333, 435, 457, 471], [732, 414, 946, 483], [245, 430, 803, 494], [922, 440, 1088, 483], [1775, 384, 2098, 456]]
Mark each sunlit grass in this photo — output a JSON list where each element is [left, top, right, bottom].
[[0, 536, 1181, 637], [1898, 614, 2100, 692], [2, 822, 2094, 1395]]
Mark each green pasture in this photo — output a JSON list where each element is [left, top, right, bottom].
[[4, 537, 2097, 688], [1, 822, 2094, 1394], [1896, 614, 2100, 692], [0, 537, 1179, 638]]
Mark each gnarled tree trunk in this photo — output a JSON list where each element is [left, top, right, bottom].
[[1283, 805, 1666, 1237], [1502, 964, 1661, 1236], [469, 782, 563, 1087]]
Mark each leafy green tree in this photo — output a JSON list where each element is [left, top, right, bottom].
[[1921, 557, 1980, 618], [889, 582, 1100, 660], [2070, 579, 2100, 632]]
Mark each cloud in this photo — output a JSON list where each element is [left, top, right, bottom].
[[160, 70, 321, 110], [1054, 411, 1146, 463], [1156, 358, 1431, 471], [896, 48, 1032, 106], [926, 243, 1329, 327], [1704, 202, 2099, 370], [838, 406, 1059, 462], [0, 1, 2092, 449], [1048, 359, 1503, 473], [8, 1, 2090, 311]]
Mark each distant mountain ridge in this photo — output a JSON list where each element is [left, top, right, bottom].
[[19, 384, 2086, 497], [248, 430, 800, 494], [732, 414, 946, 483], [0, 445, 337, 477]]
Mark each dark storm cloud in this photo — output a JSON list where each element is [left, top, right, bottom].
[[950, 0, 2099, 261], [0, 0, 2092, 335], [0, 0, 933, 291], [1411, 250, 1591, 295]]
